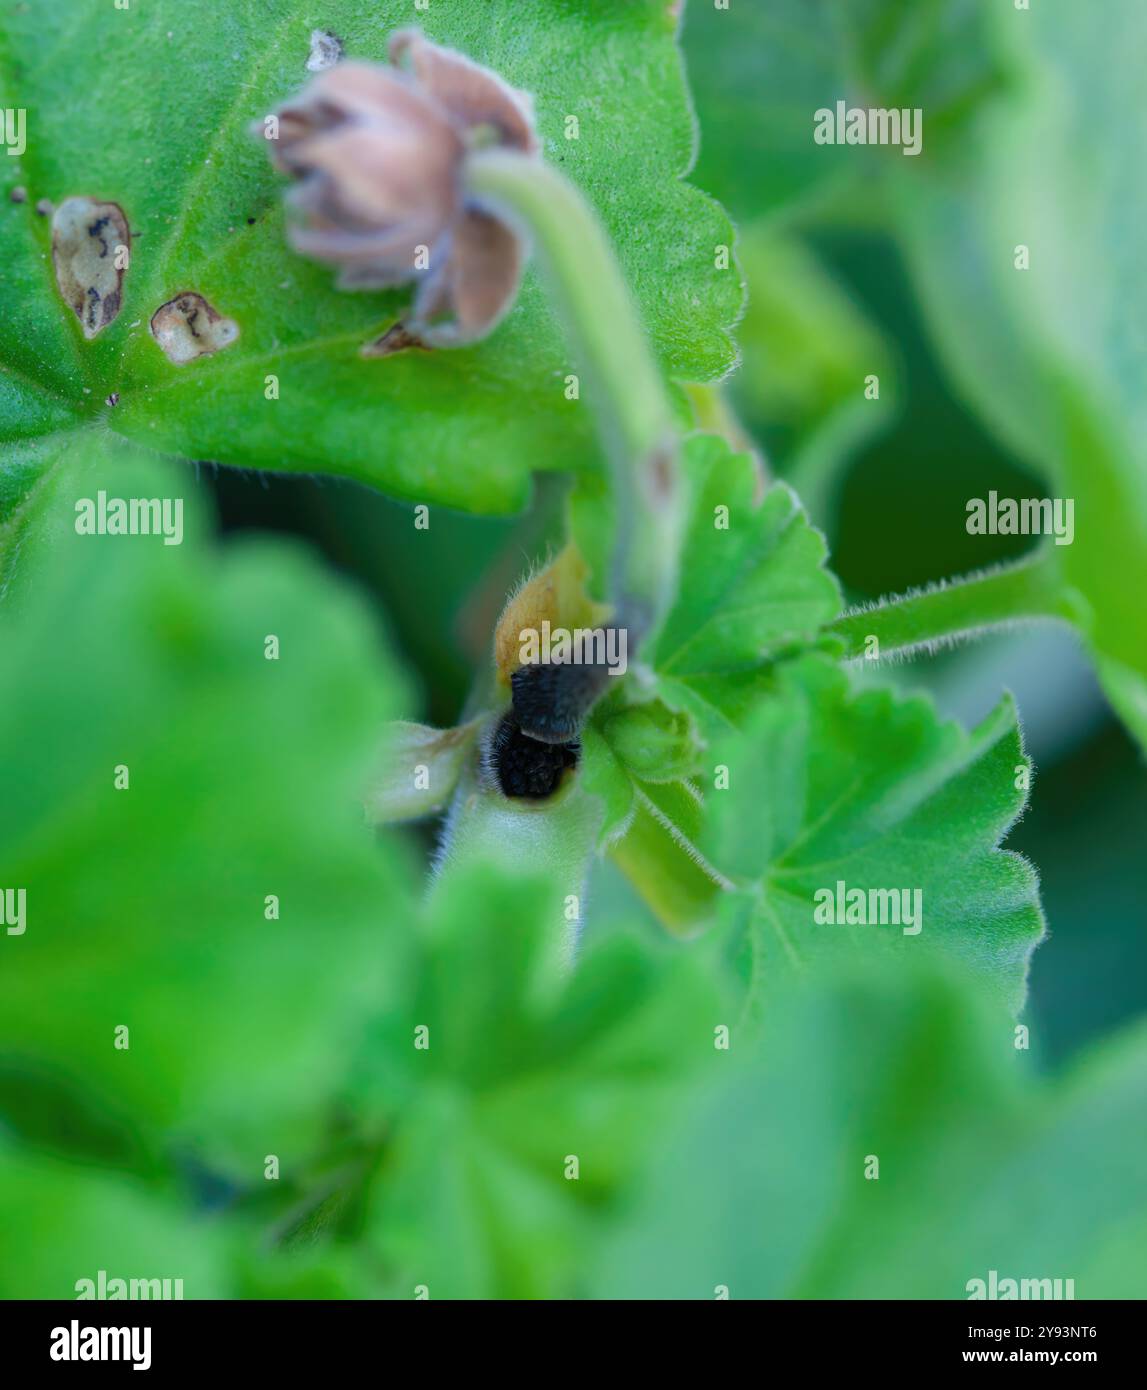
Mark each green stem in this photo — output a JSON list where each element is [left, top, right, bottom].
[[828, 549, 1083, 661], [465, 148, 682, 629]]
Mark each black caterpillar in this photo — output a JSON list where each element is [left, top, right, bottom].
[[486, 710, 580, 800], [509, 659, 612, 745]]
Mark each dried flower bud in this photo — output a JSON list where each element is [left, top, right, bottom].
[[257, 28, 538, 348]]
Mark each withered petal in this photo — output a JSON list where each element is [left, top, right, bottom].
[[410, 258, 453, 327], [410, 208, 525, 346], [284, 121, 459, 231], [262, 63, 443, 178], [336, 263, 420, 292], [389, 29, 539, 154], [287, 218, 435, 274], [282, 60, 447, 134]]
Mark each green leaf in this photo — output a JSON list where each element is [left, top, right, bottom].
[[595, 960, 1147, 1298], [687, 0, 1147, 752], [0, 432, 76, 600], [647, 435, 842, 736], [0, 434, 414, 1172], [0, 0, 739, 515], [890, 0, 1147, 750], [0, 1141, 230, 1299], [703, 654, 1045, 1011], [683, 0, 1006, 224], [345, 863, 720, 1298]]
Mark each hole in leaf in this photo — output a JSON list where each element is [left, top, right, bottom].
[[51, 196, 130, 339], [150, 292, 239, 365]]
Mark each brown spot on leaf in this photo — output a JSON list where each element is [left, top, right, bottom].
[[150, 292, 239, 365], [360, 322, 432, 358], [51, 196, 130, 339]]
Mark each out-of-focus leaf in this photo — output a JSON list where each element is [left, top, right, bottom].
[[891, 0, 1147, 750], [732, 226, 895, 525], [703, 654, 1045, 1011], [596, 959, 1147, 1298], [344, 864, 721, 1298], [0, 435, 414, 1173], [688, 0, 1147, 752], [0, 1142, 230, 1299], [683, 0, 1007, 224]]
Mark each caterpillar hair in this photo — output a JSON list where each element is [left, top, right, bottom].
[[483, 711, 580, 800]]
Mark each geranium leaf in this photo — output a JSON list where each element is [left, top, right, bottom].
[[346, 863, 720, 1298], [703, 654, 1045, 1011], [646, 435, 841, 737], [890, 1, 1147, 750], [0, 1, 740, 514]]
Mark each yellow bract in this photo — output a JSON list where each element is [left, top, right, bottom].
[[493, 544, 610, 686]]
